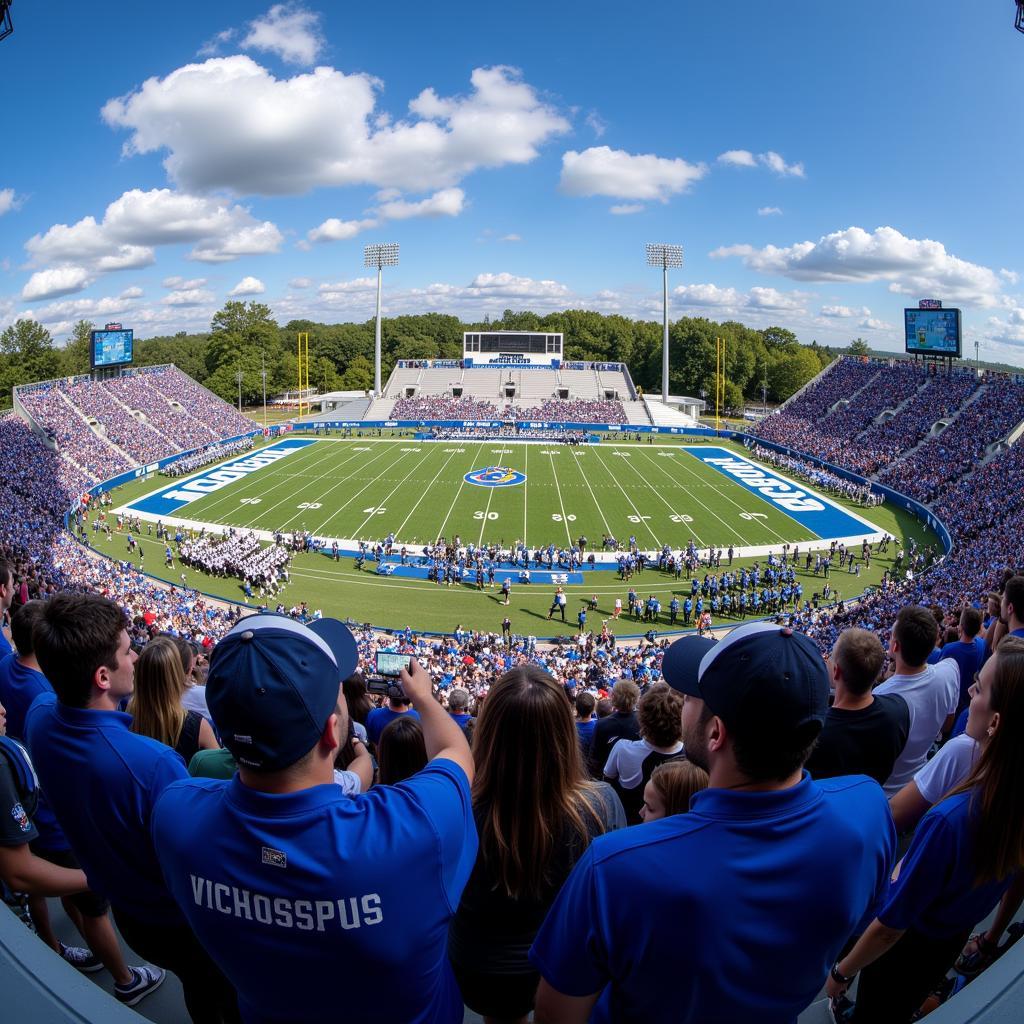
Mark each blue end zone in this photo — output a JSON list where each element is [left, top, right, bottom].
[[126, 438, 318, 517], [682, 446, 880, 541]]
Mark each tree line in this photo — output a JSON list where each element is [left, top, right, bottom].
[[0, 303, 850, 411]]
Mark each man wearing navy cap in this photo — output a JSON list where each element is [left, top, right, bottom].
[[531, 621, 895, 1024], [152, 613, 477, 1024]]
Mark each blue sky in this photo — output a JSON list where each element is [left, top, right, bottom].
[[1, 2, 1022, 362]]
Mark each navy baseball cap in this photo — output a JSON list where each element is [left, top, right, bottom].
[[662, 622, 828, 737], [206, 614, 358, 771]]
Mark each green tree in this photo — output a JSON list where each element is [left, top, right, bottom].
[[61, 320, 94, 376], [767, 347, 823, 402], [847, 338, 871, 357], [340, 355, 374, 391]]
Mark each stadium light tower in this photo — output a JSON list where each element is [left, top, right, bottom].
[[646, 243, 684, 404], [364, 242, 400, 396]]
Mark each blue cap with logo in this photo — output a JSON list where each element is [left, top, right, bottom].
[[206, 613, 358, 771], [662, 621, 828, 738]]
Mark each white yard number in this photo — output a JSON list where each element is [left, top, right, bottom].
[[443, 448, 466, 453], [362, 506, 387, 515], [400, 448, 421, 453], [297, 502, 322, 510], [540, 450, 561, 456], [657, 452, 676, 458], [352, 446, 371, 451], [628, 515, 651, 523], [669, 514, 693, 523], [613, 452, 631, 457], [551, 513, 577, 522], [239, 497, 262, 505], [739, 511, 768, 521], [473, 511, 499, 520]]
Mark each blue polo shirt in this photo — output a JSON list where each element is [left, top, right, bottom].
[[938, 637, 986, 711], [24, 692, 188, 924], [152, 759, 476, 1024], [878, 789, 1014, 939], [576, 718, 597, 749], [530, 772, 894, 1024], [0, 654, 52, 741], [0, 631, 11, 660], [366, 706, 421, 746]]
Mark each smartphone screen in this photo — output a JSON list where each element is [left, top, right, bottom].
[[375, 652, 409, 677]]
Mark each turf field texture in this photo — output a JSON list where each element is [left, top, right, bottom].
[[127, 437, 848, 551], [95, 437, 936, 637]]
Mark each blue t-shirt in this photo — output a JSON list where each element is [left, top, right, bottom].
[[0, 630, 12, 661], [449, 712, 472, 729], [576, 719, 597, 749], [938, 638, 986, 711], [152, 759, 477, 1024], [24, 692, 189, 924], [530, 773, 894, 1024], [366, 706, 421, 746], [0, 654, 52, 742], [878, 789, 1015, 939]]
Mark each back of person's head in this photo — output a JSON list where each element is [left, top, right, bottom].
[[448, 687, 470, 713], [377, 716, 428, 786], [342, 672, 372, 725], [1002, 576, 1024, 625], [638, 684, 684, 748], [575, 691, 596, 719], [953, 636, 1024, 884], [32, 593, 126, 708], [129, 638, 188, 747], [0, 561, 12, 592], [472, 664, 601, 899], [157, 632, 197, 679], [611, 678, 640, 712], [831, 628, 885, 696], [596, 697, 613, 719], [892, 605, 941, 667], [645, 759, 709, 819], [10, 600, 46, 658], [959, 607, 982, 640]]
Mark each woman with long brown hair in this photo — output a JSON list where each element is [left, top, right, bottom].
[[128, 638, 217, 763], [826, 636, 1024, 1022], [448, 665, 625, 1024]]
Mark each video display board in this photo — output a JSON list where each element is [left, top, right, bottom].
[[90, 329, 133, 368], [904, 308, 961, 357]]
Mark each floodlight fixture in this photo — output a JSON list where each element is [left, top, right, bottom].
[[646, 242, 684, 403], [363, 242, 400, 395]]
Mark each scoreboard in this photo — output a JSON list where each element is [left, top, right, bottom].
[[90, 328, 133, 368], [904, 309, 961, 358]]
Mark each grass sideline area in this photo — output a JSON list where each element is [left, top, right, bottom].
[[83, 434, 937, 638]]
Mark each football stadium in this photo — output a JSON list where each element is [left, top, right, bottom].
[[2, 5, 1024, 1024]]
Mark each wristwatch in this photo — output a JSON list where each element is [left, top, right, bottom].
[[830, 961, 856, 986]]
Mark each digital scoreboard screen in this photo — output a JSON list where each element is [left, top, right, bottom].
[[904, 309, 961, 358], [90, 329, 133, 368]]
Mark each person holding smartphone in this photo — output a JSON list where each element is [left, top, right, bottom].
[[365, 651, 422, 747]]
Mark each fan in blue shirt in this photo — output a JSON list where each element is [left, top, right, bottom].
[[937, 607, 986, 713], [531, 624, 894, 1024], [152, 614, 477, 1024]]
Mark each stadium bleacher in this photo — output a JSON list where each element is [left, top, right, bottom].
[[3, 356, 1024, 1023]]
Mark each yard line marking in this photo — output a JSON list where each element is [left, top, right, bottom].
[[393, 446, 466, 539], [549, 451, 573, 546], [523, 443, 529, 547], [569, 449, 613, 539], [589, 447, 662, 548], [435, 442, 486, 544], [477, 481, 496, 548]]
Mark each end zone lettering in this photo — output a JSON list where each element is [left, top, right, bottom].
[[701, 456, 824, 512], [162, 448, 297, 504]]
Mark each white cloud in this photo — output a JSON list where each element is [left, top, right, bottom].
[[318, 276, 377, 296], [674, 282, 808, 312], [463, 272, 569, 299], [22, 267, 92, 301], [759, 151, 805, 178], [1000, 268, 1019, 285], [584, 111, 607, 137], [289, 276, 312, 288], [0, 189, 17, 216], [375, 187, 465, 220], [499, 234, 522, 242], [610, 203, 644, 215], [162, 275, 207, 290], [560, 146, 707, 202], [229, 276, 266, 296], [820, 304, 871, 318], [198, 28, 236, 58], [758, 206, 782, 216], [189, 220, 284, 262], [711, 225, 1005, 307], [32, 294, 138, 324], [718, 150, 757, 168], [859, 317, 894, 331], [120, 286, 144, 299], [241, 4, 324, 66], [102, 59, 569, 195], [718, 150, 804, 177], [162, 288, 216, 306], [307, 217, 379, 244]]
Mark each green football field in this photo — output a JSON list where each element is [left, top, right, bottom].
[[127, 437, 845, 551], [91, 435, 939, 637]]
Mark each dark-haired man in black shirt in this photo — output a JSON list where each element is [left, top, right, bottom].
[[805, 628, 910, 787]]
